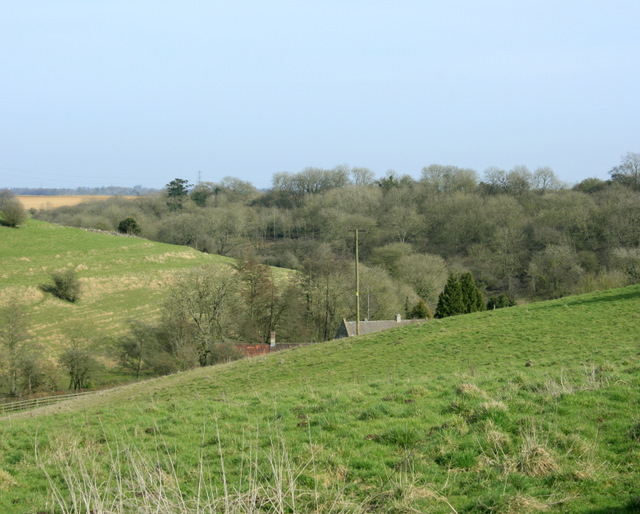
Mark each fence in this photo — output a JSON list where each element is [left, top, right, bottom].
[[1, 343, 316, 415], [0, 391, 96, 415]]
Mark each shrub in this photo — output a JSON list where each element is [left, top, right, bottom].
[[0, 189, 15, 209], [40, 270, 82, 303], [408, 299, 432, 319], [1, 198, 27, 227], [207, 343, 244, 364], [486, 293, 516, 310], [117, 217, 141, 235]]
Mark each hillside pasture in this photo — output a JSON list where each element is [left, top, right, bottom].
[[1, 284, 639, 512], [0, 219, 234, 363]]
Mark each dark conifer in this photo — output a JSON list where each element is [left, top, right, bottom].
[[435, 274, 464, 318], [460, 272, 485, 313], [408, 299, 432, 319]]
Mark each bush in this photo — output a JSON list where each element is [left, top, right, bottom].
[[59, 347, 98, 390], [0, 189, 15, 209], [408, 299, 432, 319], [208, 343, 244, 364], [1, 198, 27, 227], [486, 293, 516, 310], [40, 270, 82, 302], [117, 217, 141, 235]]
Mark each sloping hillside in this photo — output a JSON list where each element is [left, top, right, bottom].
[[0, 219, 234, 357], [1, 284, 639, 512]]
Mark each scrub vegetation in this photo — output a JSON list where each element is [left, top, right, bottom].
[[1, 284, 639, 512]]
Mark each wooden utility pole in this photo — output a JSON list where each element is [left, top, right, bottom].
[[354, 229, 366, 335]]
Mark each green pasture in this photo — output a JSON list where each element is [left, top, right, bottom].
[[0, 219, 234, 359], [1, 284, 639, 512]]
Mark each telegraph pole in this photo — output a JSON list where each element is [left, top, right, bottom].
[[354, 229, 366, 335]]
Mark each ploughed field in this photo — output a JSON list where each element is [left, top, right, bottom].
[[1, 276, 639, 512]]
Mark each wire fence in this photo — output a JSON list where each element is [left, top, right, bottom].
[[0, 391, 97, 415]]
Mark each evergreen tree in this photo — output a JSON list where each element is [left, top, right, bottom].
[[408, 299, 432, 319], [435, 274, 464, 318], [118, 217, 141, 235], [165, 178, 193, 210], [460, 272, 485, 313]]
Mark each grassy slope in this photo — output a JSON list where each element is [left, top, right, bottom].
[[0, 219, 234, 364], [1, 285, 639, 512]]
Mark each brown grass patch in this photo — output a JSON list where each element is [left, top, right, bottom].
[[480, 399, 509, 413], [0, 286, 43, 306], [143, 251, 200, 263], [0, 469, 17, 491], [456, 383, 488, 398], [511, 422, 559, 477], [500, 493, 550, 513], [79, 272, 174, 298], [517, 445, 557, 477]]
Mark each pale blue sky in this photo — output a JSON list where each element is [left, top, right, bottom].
[[1, 1, 638, 189]]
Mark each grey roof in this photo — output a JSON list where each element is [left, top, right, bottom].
[[335, 318, 425, 338]]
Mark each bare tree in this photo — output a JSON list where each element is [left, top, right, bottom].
[[609, 152, 640, 189], [164, 265, 240, 365], [0, 304, 30, 396]]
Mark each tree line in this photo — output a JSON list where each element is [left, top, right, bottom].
[[32, 153, 640, 303], [9, 185, 158, 196]]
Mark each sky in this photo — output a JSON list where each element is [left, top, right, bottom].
[[1, 1, 639, 190]]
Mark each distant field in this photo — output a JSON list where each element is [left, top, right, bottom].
[[16, 195, 138, 210]]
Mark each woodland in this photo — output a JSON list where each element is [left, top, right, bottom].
[[29, 155, 640, 328]]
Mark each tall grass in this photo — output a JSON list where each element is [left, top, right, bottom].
[[38, 424, 366, 513]]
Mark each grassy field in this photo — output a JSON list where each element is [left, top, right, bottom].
[[1, 284, 639, 512], [0, 219, 234, 368], [16, 195, 138, 210]]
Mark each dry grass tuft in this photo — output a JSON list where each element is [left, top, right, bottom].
[[517, 446, 557, 477], [480, 400, 508, 413], [0, 469, 17, 491], [446, 414, 470, 435], [500, 493, 550, 513], [485, 426, 511, 453], [516, 424, 558, 477], [456, 383, 488, 398]]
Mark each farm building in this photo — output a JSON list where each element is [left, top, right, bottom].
[[334, 314, 425, 339]]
